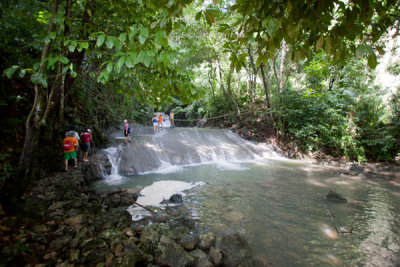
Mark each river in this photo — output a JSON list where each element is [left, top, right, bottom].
[[91, 127, 400, 266]]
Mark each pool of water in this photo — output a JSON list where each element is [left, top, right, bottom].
[[92, 158, 400, 266]]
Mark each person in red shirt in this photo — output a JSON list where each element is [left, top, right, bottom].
[[63, 132, 79, 171], [80, 129, 92, 162], [158, 114, 163, 130]]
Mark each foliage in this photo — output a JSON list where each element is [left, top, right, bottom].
[[220, 0, 400, 71]]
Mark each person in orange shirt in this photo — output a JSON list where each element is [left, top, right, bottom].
[[158, 114, 163, 130], [63, 132, 79, 171]]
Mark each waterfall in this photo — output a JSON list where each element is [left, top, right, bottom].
[[102, 127, 281, 176], [102, 145, 125, 184]]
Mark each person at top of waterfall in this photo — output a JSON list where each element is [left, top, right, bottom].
[[63, 131, 79, 171], [158, 114, 163, 130], [152, 114, 158, 133], [123, 119, 131, 144], [170, 111, 175, 128], [80, 129, 92, 162]]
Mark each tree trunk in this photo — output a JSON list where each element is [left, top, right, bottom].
[[17, 0, 60, 188], [260, 63, 272, 119]]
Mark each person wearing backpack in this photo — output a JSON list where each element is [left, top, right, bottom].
[[63, 132, 79, 171], [80, 129, 92, 162], [123, 119, 131, 144]]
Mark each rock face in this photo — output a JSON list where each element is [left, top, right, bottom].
[[326, 190, 348, 203], [0, 165, 256, 266]]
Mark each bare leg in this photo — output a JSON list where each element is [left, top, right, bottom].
[[64, 159, 68, 171], [74, 158, 78, 167]]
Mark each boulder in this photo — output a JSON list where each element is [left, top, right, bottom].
[[189, 249, 213, 267], [218, 233, 252, 267], [198, 232, 216, 250], [326, 190, 348, 203], [154, 235, 194, 266]]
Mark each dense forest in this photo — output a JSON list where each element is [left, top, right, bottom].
[[1, 0, 400, 204]]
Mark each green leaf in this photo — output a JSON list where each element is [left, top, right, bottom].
[[30, 74, 41, 85], [49, 32, 56, 40], [33, 62, 40, 71], [143, 55, 150, 67], [140, 27, 149, 38], [135, 51, 145, 65], [125, 56, 133, 68], [195, 11, 202, 21], [97, 34, 106, 47], [19, 69, 26, 78], [129, 25, 139, 40], [139, 35, 146, 45], [62, 65, 69, 74], [119, 33, 127, 43], [107, 62, 113, 73], [355, 45, 365, 58], [39, 76, 48, 88], [5, 66, 19, 78], [367, 53, 377, 69], [59, 57, 69, 64], [150, 21, 159, 29], [117, 56, 125, 70], [106, 36, 114, 49], [68, 43, 75, 52]]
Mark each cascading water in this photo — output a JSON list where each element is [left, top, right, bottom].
[[92, 127, 400, 266], [114, 127, 281, 175]]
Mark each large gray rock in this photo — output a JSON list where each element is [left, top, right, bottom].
[[198, 232, 216, 250], [218, 233, 252, 267], [154, 235, 195, 266], [189, 249, 213, 267]]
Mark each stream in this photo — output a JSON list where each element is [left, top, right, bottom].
[[91, 127, 400, 266]]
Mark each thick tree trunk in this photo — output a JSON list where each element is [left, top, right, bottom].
[[17, 0, 60, 188]]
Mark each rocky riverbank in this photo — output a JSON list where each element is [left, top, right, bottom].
[[0, 164, 256, 267]]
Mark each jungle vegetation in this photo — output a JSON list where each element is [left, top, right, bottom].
[[1, 0, 400, 201]]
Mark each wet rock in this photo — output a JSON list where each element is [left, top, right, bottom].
[[326, 190, 347, 203], [64, 214, 88, 231], [198, 232, 216, 250], [189, 249, 213, 267], [69, 249, 80, 263], [209, 246, 222, 266], [349, 163, 364, 174], [169, 194, 183, 203], [32, 224, 49, 233], [43, 251, 58, 260], [218, 232, 252, 267], [140, 226, 160, 250], [179, 234, 198, 251], [155, 235, 195, 266], [49, 236, 72, 251]]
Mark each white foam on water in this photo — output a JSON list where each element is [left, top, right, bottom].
[[141, 160, 184, 175], [127, 180, 205, 221], [215, 161, 249, 171]]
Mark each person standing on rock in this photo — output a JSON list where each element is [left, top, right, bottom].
[[80, 129, 92, 162], [124, 119, 131, 144], [170, 111, 175, 128], [63, 132, 79, 171], [152, 114, 158, 133], [158, 113, 163, 131]]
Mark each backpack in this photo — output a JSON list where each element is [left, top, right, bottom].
[[63, 139, 73, 151], [81, 132, 91, 143]]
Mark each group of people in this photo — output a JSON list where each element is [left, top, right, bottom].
[[62, 126, 92, 171], [152, 111, 175, 133]]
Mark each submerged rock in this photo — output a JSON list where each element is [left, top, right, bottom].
[[326, 190, 348, 203], [218, 232, 253, 267]]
